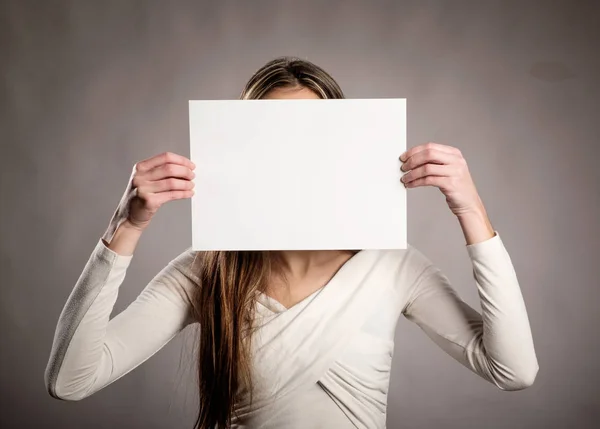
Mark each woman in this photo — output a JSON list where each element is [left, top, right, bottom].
[[45, 56, 538, 429]]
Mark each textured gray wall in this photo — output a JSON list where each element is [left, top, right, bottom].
[[1, 0, 599, 428]]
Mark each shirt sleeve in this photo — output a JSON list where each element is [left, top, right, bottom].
[[44, 238, 199, 401], [402, 231, 539, 391]]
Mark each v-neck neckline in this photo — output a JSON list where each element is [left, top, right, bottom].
[[256, 286, 323, 313], [256, 249, 367, 314]]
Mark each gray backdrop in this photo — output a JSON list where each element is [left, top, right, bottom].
[[1, 0, 598, 428]]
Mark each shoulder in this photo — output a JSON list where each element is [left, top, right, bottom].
[[150, 246, 203, 304], [165, 246, 202, 286], [373, 244, 435, 277], [351, 246, 439, 315], [367, 245, 438, 295]]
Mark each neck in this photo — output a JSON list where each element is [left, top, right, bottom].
[[275, 250, 345, 279]]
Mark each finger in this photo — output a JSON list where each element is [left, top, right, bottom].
[[143, 163, 195, 182], [404, 175, 446, 189], [400, 148, 459, 172], [401, 164, 452, 183], [152, 190, 195, 206], [137, 178, 195, 194], [400, 142, 459, 162], [136, 151, 195, 173]]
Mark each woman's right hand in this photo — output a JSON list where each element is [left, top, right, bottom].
[[127, 151, 196, 231]]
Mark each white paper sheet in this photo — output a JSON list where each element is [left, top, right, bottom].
[[189, 98, 406, 250]]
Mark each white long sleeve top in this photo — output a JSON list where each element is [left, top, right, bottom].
[[45, 231, 538, 428]]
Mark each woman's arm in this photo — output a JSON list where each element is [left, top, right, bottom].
[[402, 230, 539, 391], [44, 224, 199, 401], [399, 141, 538, 390]]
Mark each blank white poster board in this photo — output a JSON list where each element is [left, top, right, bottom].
[[189, 98, 406, 251]]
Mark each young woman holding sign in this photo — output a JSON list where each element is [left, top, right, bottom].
[[45, 56, 538, 429]]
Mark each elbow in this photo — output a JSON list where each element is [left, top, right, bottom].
[[44, 367, 89, 402], [44, 365, 63, 400], [496, 361, 539, 391], [55, 393, 88, 402], [46, 383, 89, 402], [46, 378, 91, 401]]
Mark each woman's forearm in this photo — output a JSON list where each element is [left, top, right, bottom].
[[102, 219, 144, 256], [456, 199, 496, 245]]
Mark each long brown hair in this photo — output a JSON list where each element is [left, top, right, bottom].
[[189, 56, 345, 429]]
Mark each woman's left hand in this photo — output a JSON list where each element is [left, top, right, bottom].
[[400, 142, 483, 217]]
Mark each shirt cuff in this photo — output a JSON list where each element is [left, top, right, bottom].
[[93, 237, 134, 270], [465, 230, 507, 260]]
